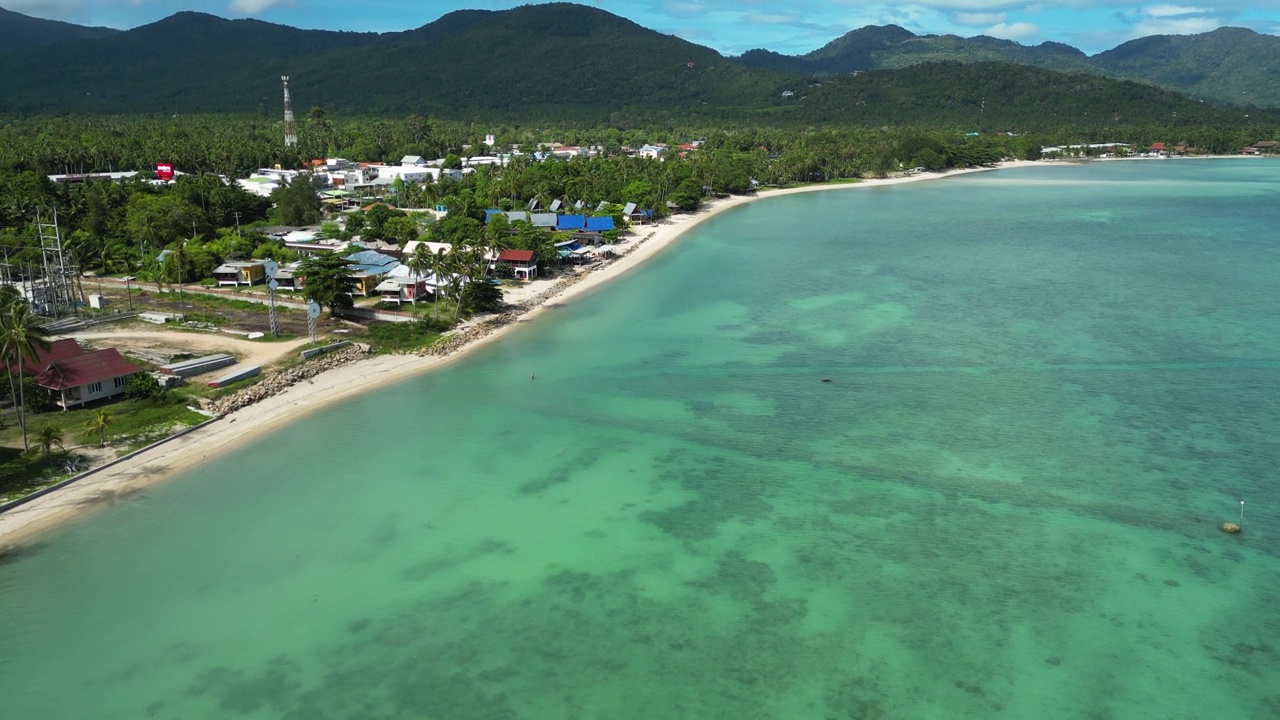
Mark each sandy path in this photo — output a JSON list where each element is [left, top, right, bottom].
[[0, 161, 1048, 545]]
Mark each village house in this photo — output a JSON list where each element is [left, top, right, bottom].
[[375, 265, 436, 305], [345, 250, 400, 296], [213, 260, 268, 287], [6, 338, 86, 377], [273, 261, 305, 291], [35, 348, 140, 411], [495, 249, 538, 280]]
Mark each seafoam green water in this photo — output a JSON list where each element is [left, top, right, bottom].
[[3, 159, 1280, 719]]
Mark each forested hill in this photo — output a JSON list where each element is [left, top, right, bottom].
[[0, 5, 119, 48], [735, 25, 1280, 109], [789, 62, 1260, 131], [0, 2, 1268, 129], [0, 4, 782, 119], [1095, 28, 1280, 109]]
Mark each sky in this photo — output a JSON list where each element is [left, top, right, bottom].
[[7, 0, 1280, 55]]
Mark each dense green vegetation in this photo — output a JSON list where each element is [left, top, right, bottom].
[[1, 112, 1276, 300], [0, 5, 119, 49], [0, 4, 783, 120], [2, 3, 1277, 120], [737, 24, 1280, 109]]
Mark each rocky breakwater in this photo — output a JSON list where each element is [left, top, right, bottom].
[[206, 345, 370, 416], [421, 265, 605, 358]]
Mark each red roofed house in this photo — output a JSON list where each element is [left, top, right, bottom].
[[1150, 142, 1167, 155], [5, 338, 86, 377], [495, 249, 538, 280], [35, 348, 140, 410]]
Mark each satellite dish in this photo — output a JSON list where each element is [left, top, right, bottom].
[[267, 278, 279, 291], [307, 301, 322, 319], [264, 260, 280, 278]]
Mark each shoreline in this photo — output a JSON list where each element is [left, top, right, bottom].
[[0, 159, 1046, 545]]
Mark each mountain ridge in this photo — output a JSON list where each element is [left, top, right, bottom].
[[0, 5, 119, 47], [734, 24, 1280, 107], [0, 3, 1275, 119]]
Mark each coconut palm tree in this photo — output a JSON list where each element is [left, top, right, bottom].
[[84, 408, 112, 448], [405, 244, 432, 307], [0, 301, 51, 452], [37, 422, 63, 456], [427, 247, 450, 323]]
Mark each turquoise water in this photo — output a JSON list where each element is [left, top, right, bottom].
[[3, 159, 1280, 719]]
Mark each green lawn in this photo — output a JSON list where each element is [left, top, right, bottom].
[[0, 447, 80, 503], [0, 397, 207, 456]]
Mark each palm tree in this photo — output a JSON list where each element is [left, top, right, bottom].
[[405, 244, 432, 307], [37, 422, 63, 456], [84, 408, 112, 448], [0, 302, 51, 452], [428, 247, 450, 323]]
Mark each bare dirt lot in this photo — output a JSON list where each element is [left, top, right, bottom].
[[65, 330, 313, 372], [69, 284, 370, 373]]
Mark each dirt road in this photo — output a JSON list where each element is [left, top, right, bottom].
[[63, 330, 312, 370]]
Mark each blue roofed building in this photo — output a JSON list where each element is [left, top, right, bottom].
[[345, 249, 400, 296], [557, 214, 587, 231], [585, 216, 615, 233]]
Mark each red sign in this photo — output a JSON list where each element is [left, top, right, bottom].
[[155, 163, 174, 181]]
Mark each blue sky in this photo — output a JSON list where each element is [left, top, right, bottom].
[[8, 0, 1280, 55]]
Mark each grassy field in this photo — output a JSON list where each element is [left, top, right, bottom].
[[0, 395, 208, 501]]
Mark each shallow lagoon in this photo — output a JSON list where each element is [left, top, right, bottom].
[[2, 159, 1279, 719]]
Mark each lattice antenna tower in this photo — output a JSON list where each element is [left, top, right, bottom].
[[37, 210, 80, 318], [282, 75, 297, 147]]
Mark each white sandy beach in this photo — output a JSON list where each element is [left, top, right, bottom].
[[0, 160, 1043, 545]]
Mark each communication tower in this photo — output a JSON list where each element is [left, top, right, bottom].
[[36, 211, 81, 318], [282, 75, 297, 147]]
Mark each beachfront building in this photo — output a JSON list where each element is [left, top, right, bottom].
[[495, 249, 538, 280], [35, 348, 140, 411], [213, 260, 269, 287], [345, 250, 400, 296], [5, 338, 86, 378], [556, 214, 587, 232], [375, 265, 436, 305]]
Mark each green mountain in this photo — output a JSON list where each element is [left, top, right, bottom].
[[788, 61, 1256, 130], [0, 5, 119, 47], [0, 4, 781, 118], [0, 2, 1267, 129], [735, 24, 1280, 108], [1095, 28, 1280, 109]]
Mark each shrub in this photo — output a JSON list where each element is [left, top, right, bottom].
[[17, 378, 55, 414], [125, 372, 164, 400], [462, 280, 504, 313]]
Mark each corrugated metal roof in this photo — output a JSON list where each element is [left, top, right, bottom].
[[7, 338, 83, 376], [35, 348, 139, 391], [344, 250, 399, 274], [557, 214, 586, 230], [585, 216, 615, 232], [497, 249, 536, 263]]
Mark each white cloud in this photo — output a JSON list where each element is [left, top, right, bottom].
[[228, 0, 285, 13], [952, 11, 1007, 26], [985, 21, 1039, 40], [1143, 5, 1209, 18], [1135, 16, 1221, 34]]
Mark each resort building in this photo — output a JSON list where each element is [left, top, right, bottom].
[[495, 249, 538, 280]]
